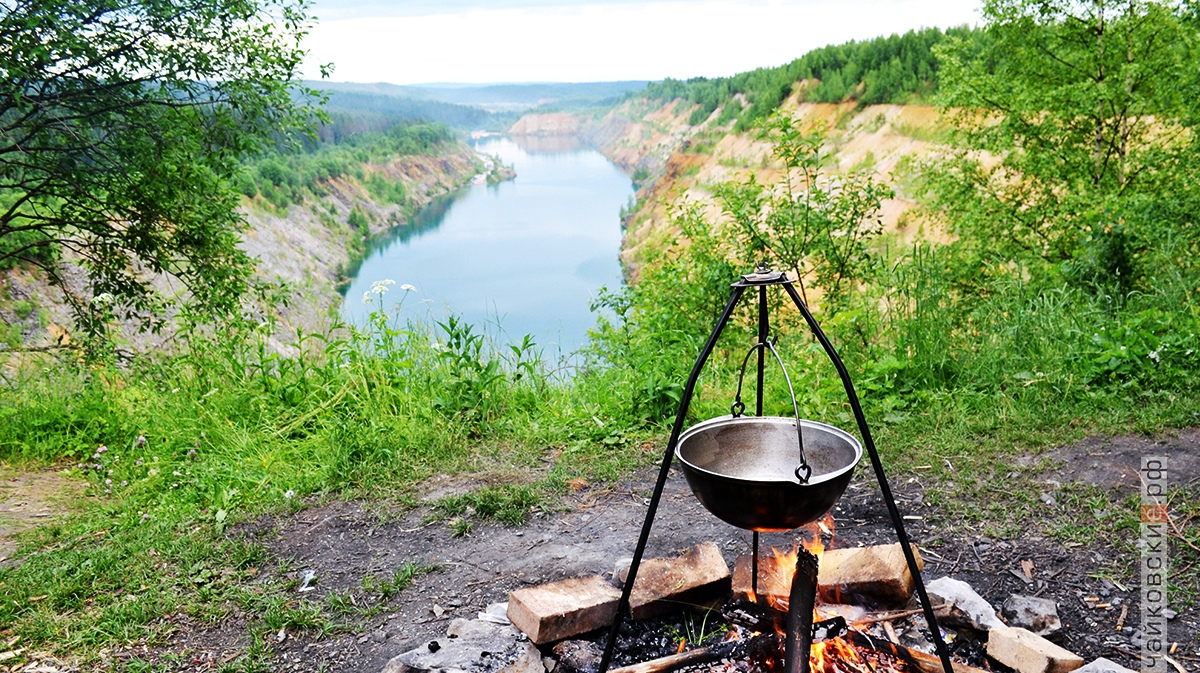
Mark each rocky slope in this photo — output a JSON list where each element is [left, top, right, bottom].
[[0, 143, 488, 354], [242, 145, 487, 342], [510, 94, 950, 279]]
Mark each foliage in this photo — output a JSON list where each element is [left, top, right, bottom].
[[641, 26, 982, 129], [714, 113, 893, 310], [0, 289, 658, 662], [0, 0, 322, 340], [246, 121, 456, 211], [929, 0, 1200, 296]]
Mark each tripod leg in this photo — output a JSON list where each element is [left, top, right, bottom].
[[782, 283, 955, 673], [597, 285, 746, 673]]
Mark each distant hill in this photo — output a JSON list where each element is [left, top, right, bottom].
[[307, 80, 650, 113], [315, 88, 503, 130], [640, 26, 981, 129]]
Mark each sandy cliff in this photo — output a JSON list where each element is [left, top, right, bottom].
[[510, 96, 950, 280]]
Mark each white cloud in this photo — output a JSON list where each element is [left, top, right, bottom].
[[303, 0, 981, 84]]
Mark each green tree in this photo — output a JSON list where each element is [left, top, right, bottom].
[[0, 0, 323, 339], [714, 112, 892, 311], [929, 0, 1200, 294]]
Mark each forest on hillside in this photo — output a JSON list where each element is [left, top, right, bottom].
[[643, 26, 983, 127]]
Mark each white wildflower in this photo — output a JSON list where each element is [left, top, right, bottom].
[[284, 489, 295, 499], [362, 291, 372, 305], [400, 283, 417, 292], [370, 279, 396, 296], [1149, 350, 1161, 363]]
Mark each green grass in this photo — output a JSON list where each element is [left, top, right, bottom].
[[0, 303, 655, 667], [361, 561, 433, 601], [4, 208, 1200, 664]]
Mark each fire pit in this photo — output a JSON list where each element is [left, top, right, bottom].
[[597, 265, 955, 673]]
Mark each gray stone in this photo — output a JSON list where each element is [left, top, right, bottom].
[[1003, 594, 1062, 636], [1076, 658, 1138, 673], [506, 642, 546, 673], [927, 576, 1005, 631], [383, 618, 542, 673]]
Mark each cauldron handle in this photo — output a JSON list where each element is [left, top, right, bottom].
[[731, 338, 811, 483]]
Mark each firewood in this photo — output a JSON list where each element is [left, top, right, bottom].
[[785, 548, 819, 673], [616, 542, 731, 620], [850, 604, 951, 626], [722, 598, 846, 642], [507, 575, 621, 645], [608, 633, 780, 673], [846, 631, 991, 673], [732, 543, 925, 608]]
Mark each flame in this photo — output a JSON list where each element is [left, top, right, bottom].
[[803, 513, 835, 556], [745, 516, 903, 672], [811, 637, 873, 673], [750, 514, 836, 613]]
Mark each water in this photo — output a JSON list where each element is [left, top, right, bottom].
[[341, 137, 632, 356]]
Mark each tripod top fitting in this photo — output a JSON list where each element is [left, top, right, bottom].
[[734, 262, 793, 287]]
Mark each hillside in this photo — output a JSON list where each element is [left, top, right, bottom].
[[312, 80, 650, 112], [511, 93, 949, 282], [0, 140, 490, 352]]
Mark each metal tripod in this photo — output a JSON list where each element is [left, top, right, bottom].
[[596, 265, 954, 673]]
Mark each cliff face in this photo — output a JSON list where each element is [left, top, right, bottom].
[[510, 100, 692, 175], [510, 96, 950, 280], [0, 144, 484, 352], [507, 113, 583, 137]]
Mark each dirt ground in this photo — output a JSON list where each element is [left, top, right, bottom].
[[5, 430, 1199, 673], [0, 466, 85, 563]]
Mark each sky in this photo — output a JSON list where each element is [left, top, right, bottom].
[[303, 0, 982, 85]]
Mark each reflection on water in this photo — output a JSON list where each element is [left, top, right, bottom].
[[340, 137, 632, 356], [341, 191, 459, 282], [388, 190, 458, 245], [510, 134, 582, 154]]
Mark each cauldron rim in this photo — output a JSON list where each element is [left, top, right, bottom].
[[675, 415, 862, 485]]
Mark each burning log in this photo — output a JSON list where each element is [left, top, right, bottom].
[[607, 632, 782, 673], [722, 598, 847, 642], [785, 548, 819, 673], [845, 631, 991, 673]]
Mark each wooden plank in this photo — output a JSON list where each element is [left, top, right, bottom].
[[987, 626, 1084, 673], [732, 543, 925, 608]]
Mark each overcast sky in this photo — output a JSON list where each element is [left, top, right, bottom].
[[303, 0, 982, 85]]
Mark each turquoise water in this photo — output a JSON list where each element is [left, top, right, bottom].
[[341, 137, 633, 356]]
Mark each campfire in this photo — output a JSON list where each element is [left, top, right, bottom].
[[585, 521, 933, 673], [385, 268, 1092, 673], [575, 265, 957, 673]]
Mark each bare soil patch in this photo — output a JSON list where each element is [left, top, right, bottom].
[[0, 465, 84, 564], [104, 431, 1200, 672]]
